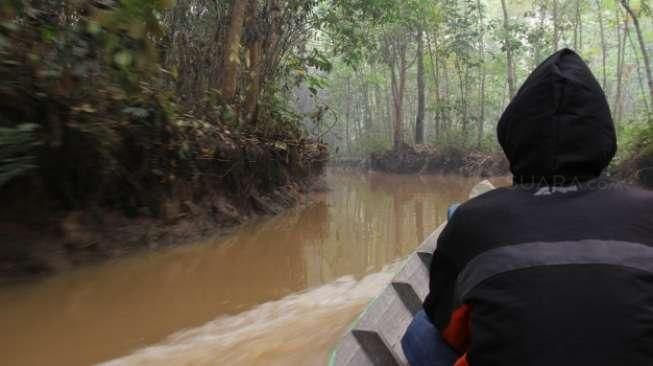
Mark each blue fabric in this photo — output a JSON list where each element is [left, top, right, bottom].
[[447, 204, 461, 220], [401, 310, 459, 366]]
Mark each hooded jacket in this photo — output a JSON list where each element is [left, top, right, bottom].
[[498, 49, 617, 184], [423, 49, 653, 366]]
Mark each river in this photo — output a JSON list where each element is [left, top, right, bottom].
[[0, 171, 487, 366]]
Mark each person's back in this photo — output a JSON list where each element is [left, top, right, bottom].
[[421, 49, 653, 366]]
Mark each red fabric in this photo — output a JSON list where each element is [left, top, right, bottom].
[[454, 353, 469, 366], [442, 304, 472, 353]]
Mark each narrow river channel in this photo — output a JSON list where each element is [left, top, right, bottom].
[[1, 171, 486, 366]]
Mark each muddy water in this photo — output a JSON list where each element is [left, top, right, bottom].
[[0, 171, 484, 366]]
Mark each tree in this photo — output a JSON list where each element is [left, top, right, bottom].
[[595, 0, 609, 91], [383, 28, 413, 150], [415, 25, 426, 145], [319, 0, 653, 159], [476, 0, 487, 147], [221, 0, 248, 102], [501, 0, 516, 98], [552, 0, 560, 50], [614, 9, 629, 122], [243, 0, 263, 125], [426, 30, 442, 141], [628, 24, 652, 114], [574, 0, 583, 51], [620, 0, 653, 118]]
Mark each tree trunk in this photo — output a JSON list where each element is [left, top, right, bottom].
[[374, 79, 384, 140], [456, 58, 469, 146], [628, 26, 651, 114], [573, 0, 579, 50], [345, 79, 352, 155], [534, 3, 547, 66], [262, 0, 281, 78], [354, 87, 363, 144], [614, 12, 629, 123], [220, 0, 248, 102], [426, 31, 440, 141], [390, 62, 406, 150], [395, 64, 407, 150], [415, 26, 425, 145], [578, 1, 583, 50], [477, 0, 486, 148], [595, 0, 608, 91], [385, 32, 408, 151], [407, 92, 416, 143], [552, 0, 560, 50], [361, 67, 373, 135], [243, 0, 262, 125], [620, 0, 653, 117], [385, 79, 392, 142], [442, 58, 451, 139], [501, 0, 516, 98]]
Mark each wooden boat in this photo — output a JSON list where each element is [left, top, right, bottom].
[[328, 180, 496, 366]]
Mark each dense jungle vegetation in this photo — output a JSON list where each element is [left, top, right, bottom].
[[318, 0, 653, 181], [0, 0, 335, 217], [0, 0, 339, 276], [0, 0, 652, 264], [2, 0, 652, 203]]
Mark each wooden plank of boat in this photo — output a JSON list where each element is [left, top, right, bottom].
[[328, 180, 496, 366]]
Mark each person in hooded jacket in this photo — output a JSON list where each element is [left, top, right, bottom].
[[401, 48, 653, 366]]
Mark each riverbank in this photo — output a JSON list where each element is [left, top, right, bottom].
[[0, 125, 328, 284], [332, 145, 509, 176], [0, 1, 333, 283], [0, 177, 327, 284]]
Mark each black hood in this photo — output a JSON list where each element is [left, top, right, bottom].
[[497, 49, 617, 185]]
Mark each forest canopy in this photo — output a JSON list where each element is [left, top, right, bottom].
[[318, 0, 653, 160], [1, 0, 653, 198]]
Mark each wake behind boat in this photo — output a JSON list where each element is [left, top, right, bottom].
[[329, 180, 496, 366]]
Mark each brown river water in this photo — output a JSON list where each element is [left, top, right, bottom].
[[0, 171, 487, 366]]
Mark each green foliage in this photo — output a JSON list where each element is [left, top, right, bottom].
[[319, 0, 653, 168], [256, 93, 305, 138], [0, 0, 335, 215], [615, 118, 653, 162], [1, 0, 653, 206], [0, 0, 180, 207], [318, 0, 399, 66]]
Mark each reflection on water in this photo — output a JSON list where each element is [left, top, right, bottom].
[[0, 171, 481, 366]]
